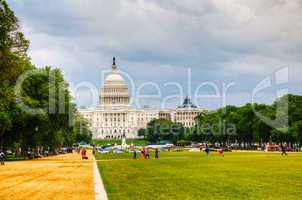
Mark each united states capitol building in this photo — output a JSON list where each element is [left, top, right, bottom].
[[79, 58, 207, 139]]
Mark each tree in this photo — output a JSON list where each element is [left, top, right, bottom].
[[0, 0, 29, 56], [290, 121, 302, 146], [74, 115, 92, 144], [138, 128, 146, 139], [0, 112, 11, 147], [0, 0, 33, 151], [0, 0, 92, 156], [145, 119, 184, 144], [252, 104, 273, 146], [271, 128, 294, 145]]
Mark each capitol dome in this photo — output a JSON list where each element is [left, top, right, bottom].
[[104, 72, 125, 83], [99, 57, 130, 109]]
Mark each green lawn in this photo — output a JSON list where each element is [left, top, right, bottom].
[[96, 152, 302, 200], [5, 155, 27, 161]]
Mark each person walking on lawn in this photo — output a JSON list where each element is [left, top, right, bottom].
[[133, 149, 137, 159], [141, 149, 145, 160], [0, 151, 5, 165], [155, 148, 159, 159], [81, 148, 88, 159], [205, 144, 210, 156], [281, 144, 287, 156], [144, 148, 150, 159]]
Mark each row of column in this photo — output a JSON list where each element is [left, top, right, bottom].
[[102, 97, 129, 104]]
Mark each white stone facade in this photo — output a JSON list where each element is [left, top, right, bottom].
[[78, 58, 206, 139]]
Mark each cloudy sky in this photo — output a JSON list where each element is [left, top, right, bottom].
[[8, 0, 302, 110]]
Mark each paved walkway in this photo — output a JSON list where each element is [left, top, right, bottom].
[[93, 156, 108, 200], [0, 151, 101, 200]]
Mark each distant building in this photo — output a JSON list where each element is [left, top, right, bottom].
[[78, 58, 207, 139]]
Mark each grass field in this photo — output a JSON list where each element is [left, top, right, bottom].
[[5, 155, 26, 161], [96, 151, 302, 200]]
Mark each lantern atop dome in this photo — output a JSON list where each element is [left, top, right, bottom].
[[112, 56, 117, 70]]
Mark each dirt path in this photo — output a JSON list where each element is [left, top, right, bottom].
[[0, 151, 95, 200]]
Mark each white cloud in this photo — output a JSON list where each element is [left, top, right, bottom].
[[8, 0, 302, 108], [218, 54, 286, 75]]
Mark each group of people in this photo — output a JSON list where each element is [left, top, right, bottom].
[[203, 143, 289, 156], [204, 144, 224, 157], [132, 148, 159, 159]]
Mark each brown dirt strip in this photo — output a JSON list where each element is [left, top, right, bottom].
[[0, 151, 95, 200]]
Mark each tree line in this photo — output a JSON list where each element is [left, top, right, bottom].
[[0, 0, 91, 156], [139, 94, 302, 149]]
